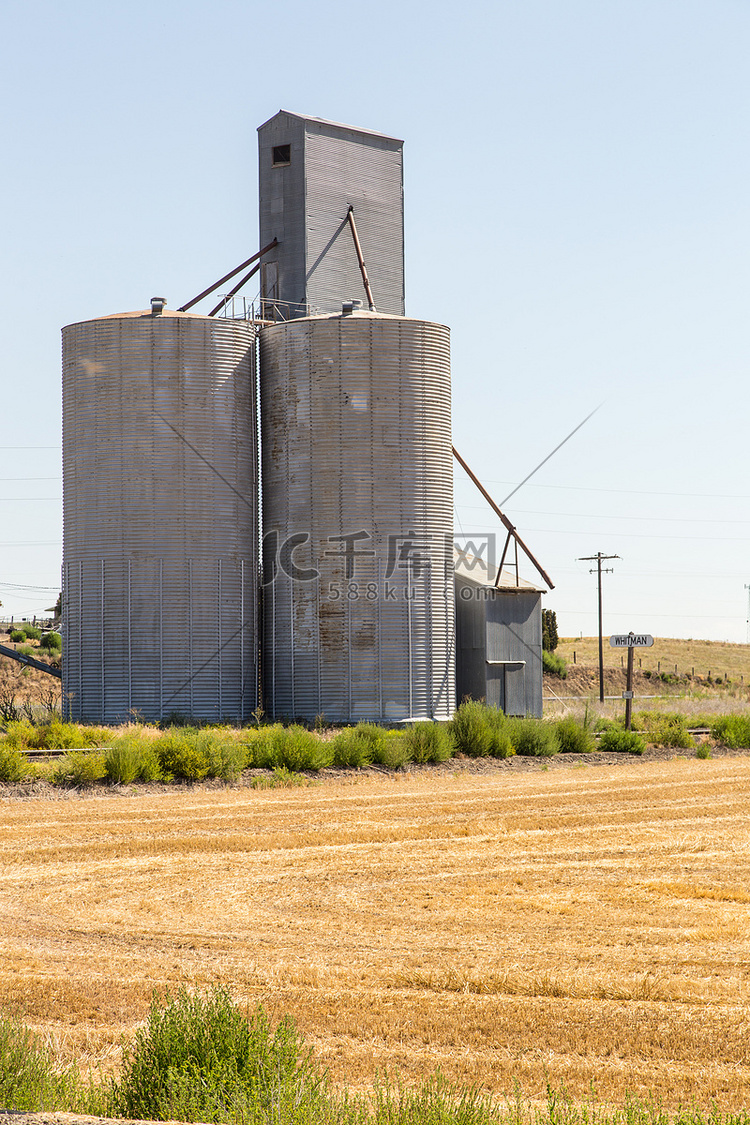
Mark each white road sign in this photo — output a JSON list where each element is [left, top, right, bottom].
[[609, 634, 654, 648]]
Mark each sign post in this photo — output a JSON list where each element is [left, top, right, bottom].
[[609, 633, 654, 730]]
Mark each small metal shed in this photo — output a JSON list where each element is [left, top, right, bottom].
[[455, 553, 546, 718]]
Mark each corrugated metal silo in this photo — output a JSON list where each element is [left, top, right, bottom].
[[62, 308, 258, 724], [260, 309, 454, 722]]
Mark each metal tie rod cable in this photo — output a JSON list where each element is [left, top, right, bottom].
[[452, 445, 555, 590], [178, 239, 279, 312], [346, 207, 376, 311]]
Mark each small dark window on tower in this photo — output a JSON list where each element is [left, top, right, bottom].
[[272, 145, 291, 166]]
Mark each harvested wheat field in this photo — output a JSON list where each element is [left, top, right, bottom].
[[2, 757, 750, 1109]]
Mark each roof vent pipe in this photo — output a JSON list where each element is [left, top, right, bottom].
[[342, 299, 363, 316], [150, 297, 167, 316]]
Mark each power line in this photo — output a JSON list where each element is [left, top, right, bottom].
[[480, 479, 750, 501], [457, 503, 750, 526]]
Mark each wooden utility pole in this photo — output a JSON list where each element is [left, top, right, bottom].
[[578, 552, 620, 702]]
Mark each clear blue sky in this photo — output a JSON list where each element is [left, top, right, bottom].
[[2, 0, 748, 642]]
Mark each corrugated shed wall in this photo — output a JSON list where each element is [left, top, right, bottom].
[[62, 312, 258, 724], [258, 112, 404, 317], [260, 312, 453, 722]]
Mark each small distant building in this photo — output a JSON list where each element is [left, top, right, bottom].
[[455, 553, 545, 717]]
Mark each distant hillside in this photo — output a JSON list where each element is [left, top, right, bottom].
[[556, 636, 750, 684]]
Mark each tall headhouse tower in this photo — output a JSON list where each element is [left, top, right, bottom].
[[258, 110, 405, 318]]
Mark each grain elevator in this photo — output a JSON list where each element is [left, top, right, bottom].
[[62, 110, 550, 725]]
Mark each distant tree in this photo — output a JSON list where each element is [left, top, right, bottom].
[[542, 609, 559, 652]]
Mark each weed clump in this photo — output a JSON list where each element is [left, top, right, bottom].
[[632, 711, 694, 749], [0, 742, 29, 783], [111, 988, 326, 1125], [555, 716, 595, 754], [711, 715, 750, 749], [598, 727, 646, 755], [372, 730, 412, 769], [248, 724, 332, 772], [403, 721, 454, 763], [331, 723, 381, 768], [105, 732, 163, 784], [450, 701, 514, 759], [542, 650, 568, 678], [505, 717, 559, 757], [52, 750, 107, 786]]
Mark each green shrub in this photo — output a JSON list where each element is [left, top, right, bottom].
[[205, 736, 248, 782], [9, 629, 26, 643], [711, 715, 750, 749], [696, 743, 712, 760], [157, 729, 211, 780], [20, 624, 41, 641], [248, 725, 333, 772], [16, 644, 36, 658], [542, 650, 567, 678], [451, 700, 495, 757], [331, 723, 381, 768], [450, 701, 514, 759], [52, 750, 107, 785], [632, 711, 693, 749], [25, 720, 109, 751], [505, 717, 559, 757], [555, 716, 595, 754], [0, 743, 29, 783], [371, 730, 412, 769], [403, 722, 454, 764], [598, 727, 646, 755], [111, 988, 326, 1125], [105, 733, 163, 784], [39, 632, 62, 651], [0, 1010, 100, 1112]]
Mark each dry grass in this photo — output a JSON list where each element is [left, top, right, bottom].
[[3, 760, 750, 1108], [557, 635, 750, 683]]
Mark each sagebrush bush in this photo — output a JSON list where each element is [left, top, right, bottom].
[[711, 715, 750, 749], [542, 650, 567, 678], [25, 720, 109, 751], [157, 729, 211, 780], [371, 730, 412, 769], [403, 722, 453, 764], [451, 701, 516, 760], [52, 750, 107, 785], [249, 725, 333, 772], [0, 1010, 100, 1113], [598, 727, 646, 755], [105, 733, 163, 784], [451, 700, 494, 757], [505, 717, 559, 757], [555, 716, 595, 754], [331, 723, 381, 768], [111, 988, 326, 1125], [0, 743, 29, 783], [9, 629, 26, 643], [632, 711, 694, 749]]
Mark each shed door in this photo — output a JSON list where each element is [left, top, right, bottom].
[[504, 663, 526, 716], [485, 661, 526, 716]]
